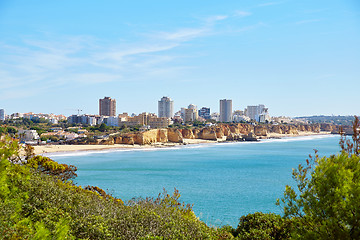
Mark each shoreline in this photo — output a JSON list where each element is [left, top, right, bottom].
[[32, 131, 333, 156]]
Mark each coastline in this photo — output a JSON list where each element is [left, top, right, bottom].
[[32, 131, 332, 156]]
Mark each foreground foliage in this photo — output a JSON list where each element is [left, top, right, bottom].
[[0, 136, 224, 239], [277, 116, 360, 239]]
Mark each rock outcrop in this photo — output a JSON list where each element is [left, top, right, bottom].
[[198, 128, 217, 140], [167, 128, 183, 143], [134, 129, 158, 145], [181, 129, 195, 139], [106, 123, 327, 145], [157, 129, 168, 142]]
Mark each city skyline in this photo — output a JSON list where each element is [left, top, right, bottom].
[[0, 0, 359, 117]]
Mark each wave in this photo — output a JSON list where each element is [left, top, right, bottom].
[[49, 144, 203, 158], [49, 134, 339, 158], [260, 134, 339, 144]]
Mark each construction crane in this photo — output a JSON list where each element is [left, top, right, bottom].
[[65, 109, 83, 115]]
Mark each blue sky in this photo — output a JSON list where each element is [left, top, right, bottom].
[[0, 0, 359, 117]]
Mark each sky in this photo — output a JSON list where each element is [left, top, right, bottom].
[[0, 0, 359, 117]]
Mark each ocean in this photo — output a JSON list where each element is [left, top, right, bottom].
[[51, 134, 341, 227]]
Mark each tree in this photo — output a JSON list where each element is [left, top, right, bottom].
[[26, 155, 77, 181], [98, 123, 108, 132], [233, 212, 292, 240], [277, 116, 360, 239]]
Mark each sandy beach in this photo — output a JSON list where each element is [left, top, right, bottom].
[[266, 131, 331, 139], [32, 138, 216, 155], [32, 131, 331, 155]]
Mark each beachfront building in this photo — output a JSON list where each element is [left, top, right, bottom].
[[245, 104, 265, 122], [99, 97, 116, 116], [107, 116, 119, 127], [119, 112, 172, 129], [233, 110, 250, 122], [158, 96, 174, 118], [18, 130, 40, 144], [198, 107, 210, 120], [211, 112, 220, 122], [184, 108, 197, 122], [0, 109, 5, 121], [181, 104, 198, 122], [220, 99, 232, 122], [22, 112, 66, 124], [10, 113, 24, 119], [259, 108, 271, 123], [68, 114, 97, 126]]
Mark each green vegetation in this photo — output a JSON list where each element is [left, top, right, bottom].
[[295, 115, 355, 125], [276, 116, 360, 239], [0, 135, 224, 239], [1, 117, 359, 239]]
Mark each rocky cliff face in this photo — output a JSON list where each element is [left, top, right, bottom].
[[134, 129, 158, 145], [198, 128, 217, 140], [167, 128, 183, 143], [157, 129, 168, 142], [181, 129, 195, 139], [109, 123, 326, 145]]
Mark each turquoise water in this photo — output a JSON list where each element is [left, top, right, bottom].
[[51, 135, 340, 227]]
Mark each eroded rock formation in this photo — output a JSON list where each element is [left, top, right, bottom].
[[107, 123, 328, 145]]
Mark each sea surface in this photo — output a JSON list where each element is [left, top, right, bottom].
[[51, 134, 341, 227]]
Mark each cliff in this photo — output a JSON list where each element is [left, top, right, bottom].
[[108, 123, 328, 145]]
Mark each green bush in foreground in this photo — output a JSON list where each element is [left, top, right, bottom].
[[0, 135, 224, 239], [232, 212, 292, 240], [277, 116, 360, 239]]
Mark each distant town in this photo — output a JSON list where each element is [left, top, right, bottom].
[[0, 96, 356, 145]]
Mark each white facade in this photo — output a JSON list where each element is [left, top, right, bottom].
[[107, 116, 119, 127], [233, 114, 251, 122], [184, 108, 198, 122], [158, 96, 174, 118], [220, 99, 232, 122], [18, 130, 40, 142], [259, 108, 271, 123], [246, 104, 265, 121], [211, 112, 220, 122]]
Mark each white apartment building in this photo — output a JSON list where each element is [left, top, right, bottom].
[[211, 112, 220, 122], [18, 130, 40, 143], [245, 104, 265, 121], [158, 96, 174, 118]]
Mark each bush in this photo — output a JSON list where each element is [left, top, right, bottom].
[[277, 116, 360, 239], [0, 135, 221, 239], [233, 212, 292, 240]]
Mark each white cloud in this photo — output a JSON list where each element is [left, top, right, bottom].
[[206, 15, 229, 23], [295, 19, 321, 25], [159, 28, 209, 42], [234, 11, 252, 17], [0, 11, 257, 102], [257, 1, 285, 7]]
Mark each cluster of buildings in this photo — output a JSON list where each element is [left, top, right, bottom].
[[68, 97, 172, 128], [0, 96, 273, 131], [155, 97, 270, 125], [0, 110, 66, 124]]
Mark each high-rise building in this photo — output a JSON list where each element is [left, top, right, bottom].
[[198, 107, 210, 119], [99, 97, 116, 116], [158, 96, 174, 118], [0, 109, 5, 121], [220, 99, 232, 122], [245, 104, 265, 121]]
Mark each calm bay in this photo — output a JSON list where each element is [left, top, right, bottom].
[[51, 134, 340, 227]]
